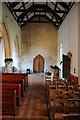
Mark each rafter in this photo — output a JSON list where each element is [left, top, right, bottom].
[[10, 2, 20, 8], [17, 4, 62, 22], [17, 5, 34, 20], [5, 2, 21, 28], [58, 2, 69, 10], [22, 2, 28, 20], [12, 8, 66, 13], [45, 15, 58, 28], [47, 6, 62, 22], [5, 1, 75, 29]]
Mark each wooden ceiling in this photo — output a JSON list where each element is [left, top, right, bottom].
[[5, 0, 75, 29]]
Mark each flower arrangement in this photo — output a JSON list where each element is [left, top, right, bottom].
[[4, 58, 13, 72], [49, 65, 60, 70], [53, 65, 60, 70], [49, 65, 60, 77], [49, 65, 54, 69], [4, 58, 13, 63]]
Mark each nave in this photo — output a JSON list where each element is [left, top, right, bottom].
[[2, 74, 49, 120], [16, 74, 48, 118], [1, 73, 80, 120]]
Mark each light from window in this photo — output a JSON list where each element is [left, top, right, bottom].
[[59, 43, 62, 62]]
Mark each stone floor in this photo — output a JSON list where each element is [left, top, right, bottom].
[[16, 73, 49, 119]]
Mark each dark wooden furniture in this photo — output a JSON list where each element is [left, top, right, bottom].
[[33, 55, 44, 73], [2, 74, 25, 97], [1, 83, 21, 106], [62, 54, 71, 79], [1, 89, 17, 115], [63, 114, 80, 120]]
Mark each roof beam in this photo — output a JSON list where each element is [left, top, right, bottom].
[[22, 2, 28, 20], [46, 6, 62, 22], [58, 2, 69, 10], [5, 1, 75, 29], [45, 15, 58, 28], [5, 2, 21, 29], [12, 8, 66, 13], [51, 2, 58, 21], [18, 19, 61, 23], [17, 4, 62, 22], [50, 2, 61, 11], [19, 15, 58, 29], [17, 5, 34, 20], [10, 2, 20, 8]]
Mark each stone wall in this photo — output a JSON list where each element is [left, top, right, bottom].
[[21, 23, 57, 72]]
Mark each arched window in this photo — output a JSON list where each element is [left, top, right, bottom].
[[14, 35, 20, 57], [0, 36, 5, 71]]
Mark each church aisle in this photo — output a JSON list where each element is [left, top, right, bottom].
[[15, 74, 49, 119]]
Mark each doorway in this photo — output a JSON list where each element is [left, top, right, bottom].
[[62, 54, 71, 79], [33, 55, 44, 73]]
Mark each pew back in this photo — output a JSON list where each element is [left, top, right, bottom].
[[0, 83, 21, 106], [2, 75, 24, 97], [1, 89, 16, 115]]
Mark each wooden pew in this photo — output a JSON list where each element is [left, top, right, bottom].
[[2, 75, 24, 97], [1, 116, 15, 120], [63, 114, 80, 120], [13, 73, 28, 87], [68, 74, 78, 90], [2, 73, 28, 88], [0, 83, 21, 106], [1, 89, 17, 116]]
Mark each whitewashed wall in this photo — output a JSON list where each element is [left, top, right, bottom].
[[58, 3, 78, 78], [78, 2, 80, 84], [2, 3, 21, 71], [0, 2, 2, 72], [21, 23, 58, 73]]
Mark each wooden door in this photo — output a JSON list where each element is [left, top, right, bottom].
[[33, 55, 44, 73], [62, 54, 71, 79]]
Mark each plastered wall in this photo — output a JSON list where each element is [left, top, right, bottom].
[[1, 3, 21, 71], [78, 2, 80, 84], [0, 2, 2, 71], [58, 3, 78, 78], [21, 23, 57, 72]]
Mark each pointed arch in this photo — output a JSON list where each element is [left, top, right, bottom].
[[33, 54, 44, 73], [16, 35, 20, 57], [14, 35, 20, 57], [2, 22, 11, 57]]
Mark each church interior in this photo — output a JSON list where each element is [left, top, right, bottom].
[[0, 1, 80, 120]]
